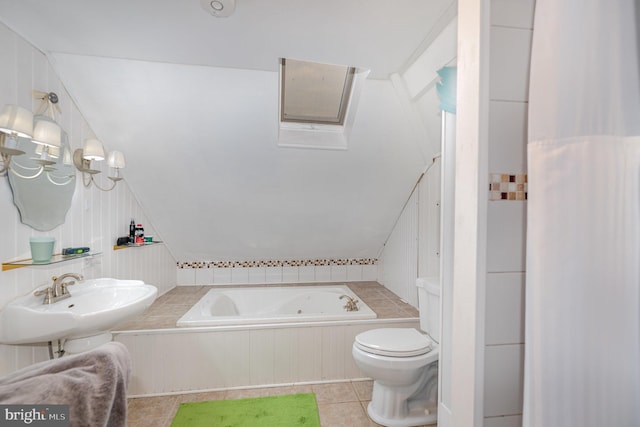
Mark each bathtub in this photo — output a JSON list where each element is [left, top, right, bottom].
[[176, 285, 377, 327]]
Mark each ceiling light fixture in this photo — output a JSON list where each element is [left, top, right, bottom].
[[200, 0, 235, 17]]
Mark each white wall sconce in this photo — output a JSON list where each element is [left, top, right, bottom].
[[4, 114, 65, 180], [73, 138, 126, 191], [0, 105, 33, 174], [0, 93, 74, 181], [29, 118, 62, 174]]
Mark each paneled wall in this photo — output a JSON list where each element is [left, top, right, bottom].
[[115, 319, 419, 396], [378, 190, 419, 306], [0, 22, 176, 376], [483, 1, 534, 425], [376, 16, 455, 308]]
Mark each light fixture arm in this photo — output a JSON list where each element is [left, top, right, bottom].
[[6, 164, 45, 180], [46, 172, 75, 186], [89, 175, 117, 192], [0, 151, 11, 175]]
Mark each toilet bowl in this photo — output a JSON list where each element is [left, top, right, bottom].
[[352, 328, 438, 427], [352, 278, 440, 427]]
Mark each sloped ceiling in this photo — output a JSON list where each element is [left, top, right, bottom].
[[0, 0, 454, 261]]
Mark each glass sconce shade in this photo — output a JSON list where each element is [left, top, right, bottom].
[[107, 150, 126, 169], [83, 139, 105, 161], [0, 105, 33, 138], [32, 119, 62, 148]]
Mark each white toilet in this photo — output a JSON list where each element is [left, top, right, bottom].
[[352, 277, 440, 427]]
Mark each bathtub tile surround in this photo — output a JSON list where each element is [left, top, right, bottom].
[[177, 258, 378, 285], [489, 173, 528, 201], [116, 282, 418, 331]]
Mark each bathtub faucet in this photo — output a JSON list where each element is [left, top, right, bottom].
[[340, 295, 359, 312]]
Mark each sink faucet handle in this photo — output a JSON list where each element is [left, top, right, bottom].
[[59, 280, 77, 295], [34, 287, 54, 304], [34, 287, 51, 297]]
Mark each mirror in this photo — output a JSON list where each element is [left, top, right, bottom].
[[7, 115, 75, 231]]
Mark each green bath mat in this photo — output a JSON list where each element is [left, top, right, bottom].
[[170, 393, 321, 427]]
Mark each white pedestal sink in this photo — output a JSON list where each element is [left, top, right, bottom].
[[0, 278, 157, 353]]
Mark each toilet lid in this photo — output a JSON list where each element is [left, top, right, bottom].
[[355, 328, 432, 357]]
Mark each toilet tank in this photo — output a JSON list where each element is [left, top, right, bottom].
[[416, 277, 441, 343]]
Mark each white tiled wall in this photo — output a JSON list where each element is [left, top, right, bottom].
[[484, 345, 525, 417], [489, 101, 527, 172], [484, 0, 535, 423], [484, 415, 524, 427], [485, 273, 525, 346], [490, 0, 535, 28], [487, 203, 527, 272], [489, 27, 533, 102], [178, 263, 377, 286], [0, 22, 177, 376]]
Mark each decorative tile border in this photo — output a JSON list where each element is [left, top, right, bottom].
[[177, 258, 378, 268], [489, 173, 528, 201]]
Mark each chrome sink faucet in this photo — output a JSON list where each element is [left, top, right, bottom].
[[34, 273, 84, 304]]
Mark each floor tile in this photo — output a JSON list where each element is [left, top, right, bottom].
[[126, 380, 438, 427], [127, 395, 178, 426], [318, 401, 370, 427], [175, 389, 226, 403], [352, 380, 373, 401], [312, 382, 359, 404], [224, 386, 276, 400]]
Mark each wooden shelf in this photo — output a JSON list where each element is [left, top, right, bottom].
[[2, 251, 101, 272]]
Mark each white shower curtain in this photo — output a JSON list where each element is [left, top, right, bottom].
[[524, 0, 640, 426]]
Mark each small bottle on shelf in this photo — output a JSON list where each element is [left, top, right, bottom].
[[129, 219, 136, 244], [135, 224, 145, 244]]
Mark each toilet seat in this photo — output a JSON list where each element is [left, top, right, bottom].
[[355, 328, 433, 357]]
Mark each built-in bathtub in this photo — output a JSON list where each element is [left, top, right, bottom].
[[177, 285, 376, 327], [113, 282, 420, 396]]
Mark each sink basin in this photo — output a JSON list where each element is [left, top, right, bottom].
[[0, 278, 157, 348]]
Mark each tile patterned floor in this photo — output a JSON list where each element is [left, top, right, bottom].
[[127, 380, 436, 427], [122, 282, 432, 426]]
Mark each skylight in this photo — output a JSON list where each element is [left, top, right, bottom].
[[280, 58, 356, 126]]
